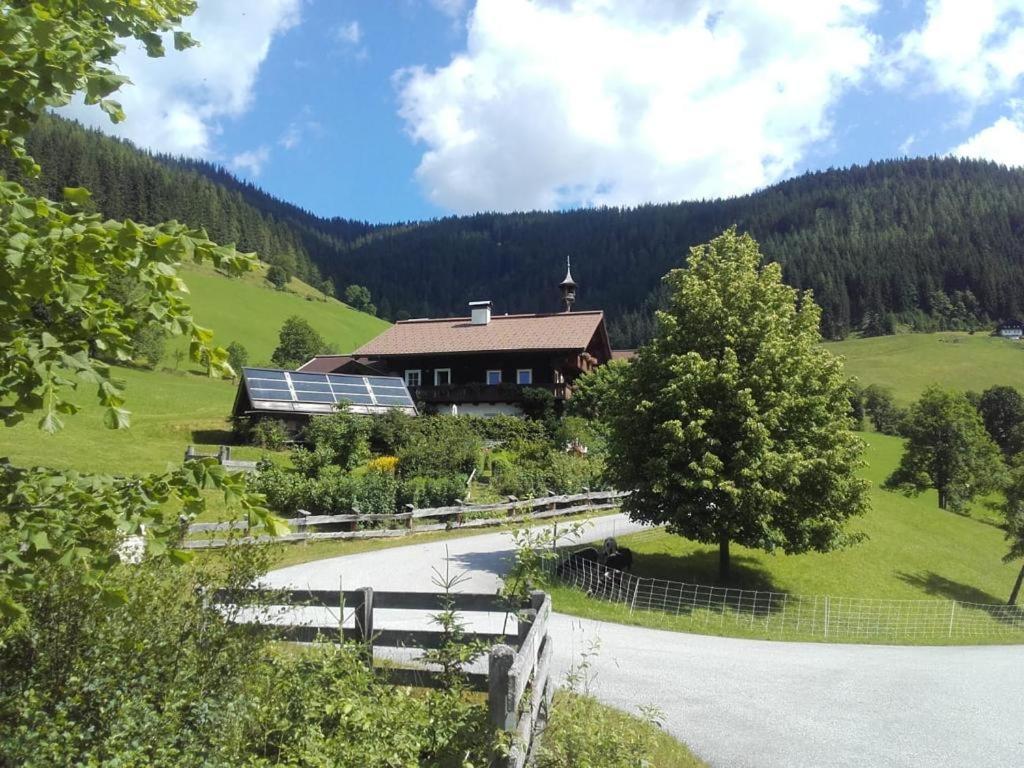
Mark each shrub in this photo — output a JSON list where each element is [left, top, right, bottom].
[[367, 410, 416, 455], [493, 462, 548, 498], [398, 475, 466, 508], [250, 418, 289, 450], [397, 416, 481, 478], [356, 469, 398, 516], [462, 414, 548, 444], [0, 550, 494, 766], [366, 455, 399, 473], [545, 452, 603, 494], [304, 408, 369, 471], [270, 315, 327, 368]]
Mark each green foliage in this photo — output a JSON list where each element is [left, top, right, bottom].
[[225, 340, 248, 375], [367, 409, 416, 455], [567, 360, 630, 421], [396, 416, 481, 478], [605, 229, 869, 579], [398, 475, 465, 508], [343, 284, 376, 316], [129, 324, 168, 370], [1000, 462, 1024, 604], [266, 263, 290, 289], [977, 385, 1024, 457], [248, 418, 289, 451], [519, 386, 559, 423], [0, 0, 282, 615], [885, 386, 1004, 512], [862, 384, 905, 435], [0, 549, 494, 766], [269, 314, 328, 369], [303, 408, 370, 472], [356, 468, 398, 516]]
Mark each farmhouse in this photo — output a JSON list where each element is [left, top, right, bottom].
[[303, 262, 617, 416], [996, 320, 1023, 339]]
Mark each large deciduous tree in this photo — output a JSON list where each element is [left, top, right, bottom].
[[1000, 462, 1024, 605], [0, 1, 280, 616], [977, 385, 1024, 457], [884, 386, 1003, 512], [605, 229, 869, 581]]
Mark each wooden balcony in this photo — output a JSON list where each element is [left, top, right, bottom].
[[410, 382, 570, 405]]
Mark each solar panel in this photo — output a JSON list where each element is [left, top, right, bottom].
[[240, 368, 417, 415]]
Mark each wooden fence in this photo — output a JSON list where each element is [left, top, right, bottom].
[[219, 587, 553, 768], [184, 445, 258, 473], [184, 489, 628, 549]]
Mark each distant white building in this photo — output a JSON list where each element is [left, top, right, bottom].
[[997, 320, 1023, 340]]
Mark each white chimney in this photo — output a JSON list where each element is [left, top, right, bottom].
[[469, 300, 492, 325]]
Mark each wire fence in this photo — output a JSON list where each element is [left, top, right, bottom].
[[547, 553, 1024, 643]]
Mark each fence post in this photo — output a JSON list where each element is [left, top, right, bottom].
[[355, 586, 374, 661], [518, 609, 536, 649], [948, 601, 956, 639], [184, 445, 195, 461], [823, 595, 831, 639], [488, 644, 518, 732], [629, 578, 641, 615], [404, 503, 415, 530]]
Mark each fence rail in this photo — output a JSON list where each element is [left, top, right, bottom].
[[551, 552, 1024, 644], [184, 490, 628, 549], [220, 587, 552, 767]]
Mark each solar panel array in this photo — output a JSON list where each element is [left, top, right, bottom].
[[240, 368, 416, 415]]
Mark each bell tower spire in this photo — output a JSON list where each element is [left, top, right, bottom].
[[560, 255, 577, 312]]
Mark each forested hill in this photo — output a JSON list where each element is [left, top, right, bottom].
[[333, 160, 1024, 344], [10, 116, 1024, 346]]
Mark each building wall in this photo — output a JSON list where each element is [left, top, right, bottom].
[[374, 352, 578, 386], [446, 402, 524, 417]]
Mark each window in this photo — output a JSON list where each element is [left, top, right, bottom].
[[516, 368, 533, 385], [404, 369, 422, 387], [486, 369, 502, 385], [553, 369, 565, 384], [434, 368, 451, 386]]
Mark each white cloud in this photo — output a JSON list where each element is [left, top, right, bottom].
[[278, 109, 322, 150], [891, 0, 1024, 103], [231, 145, 271, 176], [335, 20, 363, 45], [60, 0, 300, 157], [898, 133, 917, 155], [952, 104, 1024, 166], [396, 0, 879, 213]]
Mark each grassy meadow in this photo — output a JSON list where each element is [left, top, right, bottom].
[[0, 266, 388, 476], [831, 332, 1024, 403]]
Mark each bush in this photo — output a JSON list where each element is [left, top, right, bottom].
[[0, 550, 494, 766], [462, 414, 548, 444], [270, 315, 327, 369], [367, 410, 416, 455], [545, 452, 603, 494], [304, 408, 369, 471], [249, 418, 289, 450], [356, 469, 398, 516], [249, 463, 357, 514], [366, 455, 398, 473], [397, 416, 481, 478], [398, 475, 466, 508]]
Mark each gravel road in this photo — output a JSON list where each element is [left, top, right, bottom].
[[266, 515, 1024, 767]]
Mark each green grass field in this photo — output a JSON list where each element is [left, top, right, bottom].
[[830, 332, 1024, 404], [170, 262, 389, 369], [552, 431, 1023, 643], [0, 266, 388, 476]]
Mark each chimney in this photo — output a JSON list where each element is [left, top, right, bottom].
[[469, 300, 492, 325]]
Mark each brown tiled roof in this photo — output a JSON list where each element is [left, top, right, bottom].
[[297, 355, 384, 375], [354, 311, 607, 357]]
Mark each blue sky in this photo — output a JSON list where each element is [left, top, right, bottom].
[[65, 1, 1024, 223]]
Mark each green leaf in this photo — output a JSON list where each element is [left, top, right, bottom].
[[0, 597, 26, 619], [167, 549, 195, 565], [62, 187, 92, 206], [99, 587, 129, 608], [173, 31, 196, 51], [39, 411, 63, 434], [30, 531, 52, 551], [103, 406, 131, 430]]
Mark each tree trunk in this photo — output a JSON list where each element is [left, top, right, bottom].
[[937, 487, 948, 510], [718, 534, 730, 582], [1009, 563, 1024, 606]]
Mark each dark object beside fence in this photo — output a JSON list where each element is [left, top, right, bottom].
[[184, 445, 258, 473], [218, 586, 552, 768]]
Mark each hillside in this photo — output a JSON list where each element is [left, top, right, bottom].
[[832, 332, 1024, 404], [10, 117, 1024, 345], [0, 268, 389, 475]]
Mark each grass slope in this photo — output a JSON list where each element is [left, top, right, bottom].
[[171, 263, 389, 368], [831, 332, 1024, 404], [552, 431, 1022, 642], [0, 267, 388, 476]]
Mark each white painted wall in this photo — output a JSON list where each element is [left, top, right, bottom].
[[448, 402, 523, 417]]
